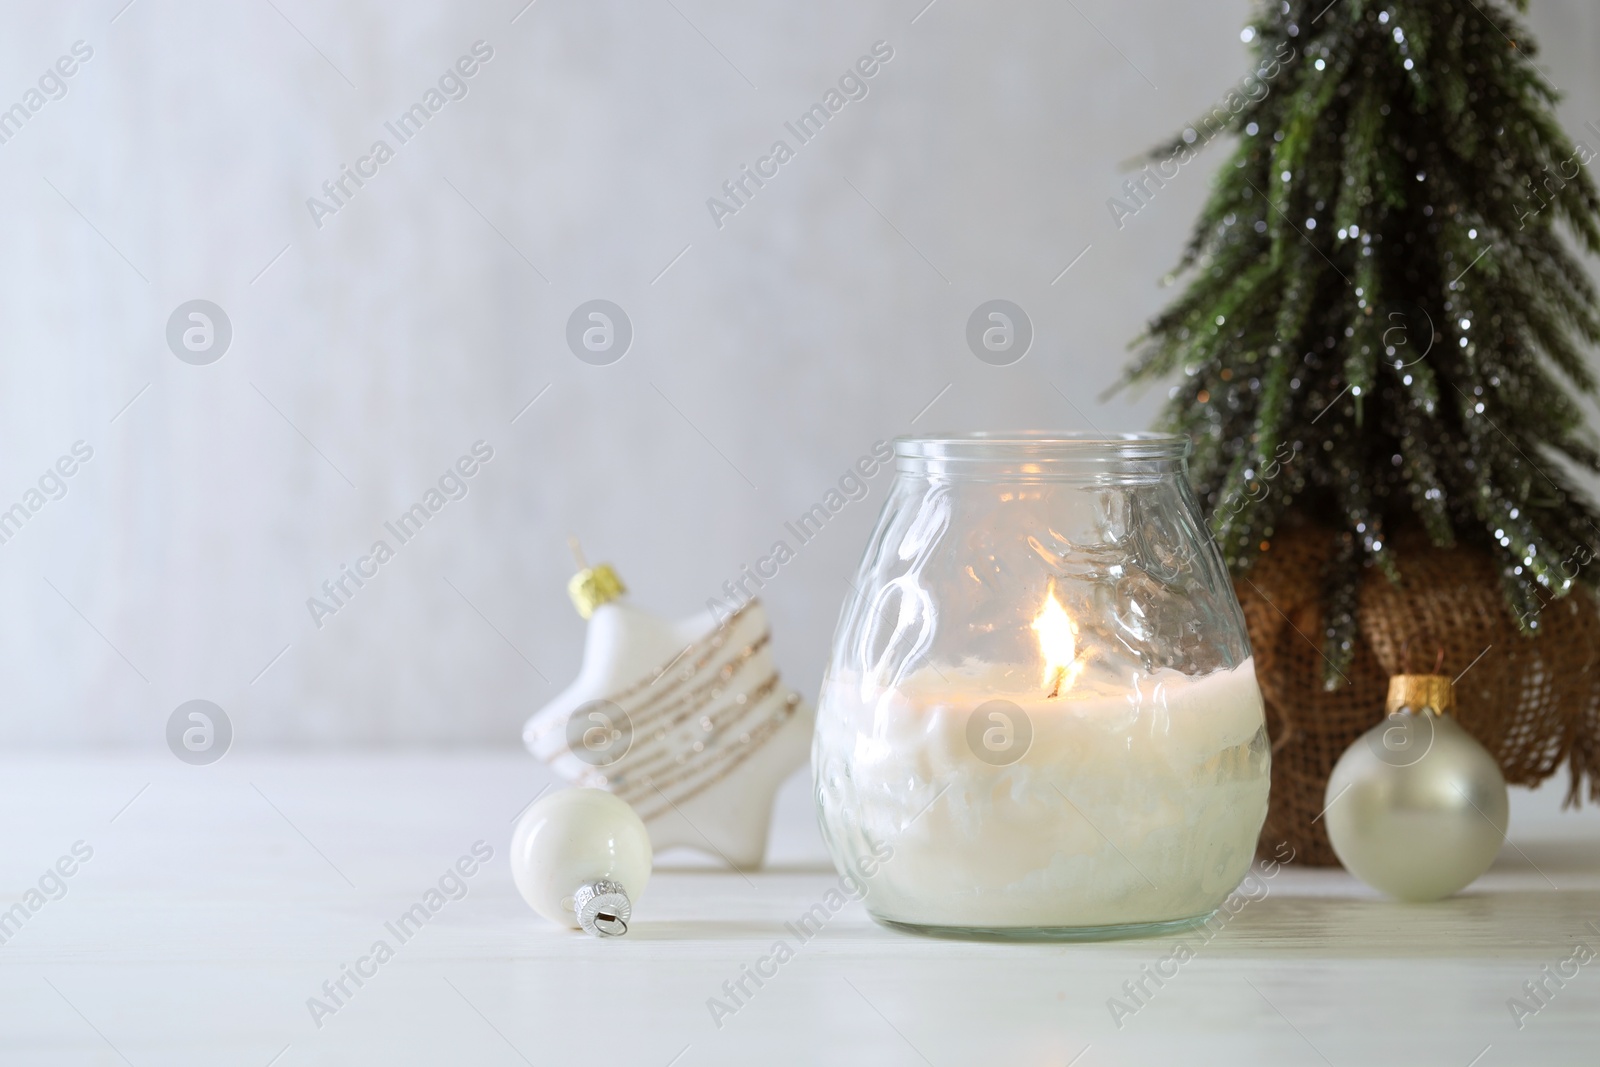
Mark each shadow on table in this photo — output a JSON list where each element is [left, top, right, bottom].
[[1205, 887, 1600, 958], [1498, 838, 1600, 876], [650, 861, 839, 875], [633, 841, 1600, 949], [621, 889, 1600, 950], [622, 920, 812, 941]]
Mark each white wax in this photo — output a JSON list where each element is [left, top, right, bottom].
[[814, 659, 1270, 929]]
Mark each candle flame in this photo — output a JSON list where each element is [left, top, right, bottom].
[[1031, 583, 1077, 698]]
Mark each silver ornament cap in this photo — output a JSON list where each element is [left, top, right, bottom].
[[572, 879, 632, 937], [1324, 673, 1508, 902]]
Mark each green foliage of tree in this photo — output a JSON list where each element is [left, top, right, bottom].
[[1116, 0, 1600, 681]]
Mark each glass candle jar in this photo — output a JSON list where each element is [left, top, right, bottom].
[[814, 433, 1270, 940]]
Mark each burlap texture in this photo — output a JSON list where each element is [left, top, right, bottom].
[[1236, 521, 1600, 865]]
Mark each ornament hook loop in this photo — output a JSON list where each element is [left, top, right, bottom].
[[573, 880, 632, 937], [1397, 639, 1446, 676]]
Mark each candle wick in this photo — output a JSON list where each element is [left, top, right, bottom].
[[567, 536, 588, 570]]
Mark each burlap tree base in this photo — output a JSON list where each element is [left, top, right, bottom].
[[1236, 521, 1600, 866]]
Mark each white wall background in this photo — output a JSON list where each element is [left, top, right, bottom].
[[1, 0, 1597, 749]]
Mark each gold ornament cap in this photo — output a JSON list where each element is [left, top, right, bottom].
[[566, 538, 626, 619], [1386, 674, 1455, 716]]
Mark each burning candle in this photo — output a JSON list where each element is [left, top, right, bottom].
[[814, 432, 1272, 939]]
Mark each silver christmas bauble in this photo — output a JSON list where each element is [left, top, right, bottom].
[[1324, 681, 1508, 902]]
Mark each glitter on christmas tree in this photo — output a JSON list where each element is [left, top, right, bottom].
[[1112, 0, 1600, 682]]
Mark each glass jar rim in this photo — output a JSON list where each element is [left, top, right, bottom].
[[894, 431, 1190, 462], [891, 431, 1190, 481]]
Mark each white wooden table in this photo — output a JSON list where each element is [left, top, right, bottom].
[[2, 753, 1597, 1065]]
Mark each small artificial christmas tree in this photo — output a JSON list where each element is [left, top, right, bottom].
[[1119, 0, 1600, 676]]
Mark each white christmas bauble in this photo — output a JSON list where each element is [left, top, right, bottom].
[[511, 788, 652, 936], [1324, 710, 1508, 902]]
